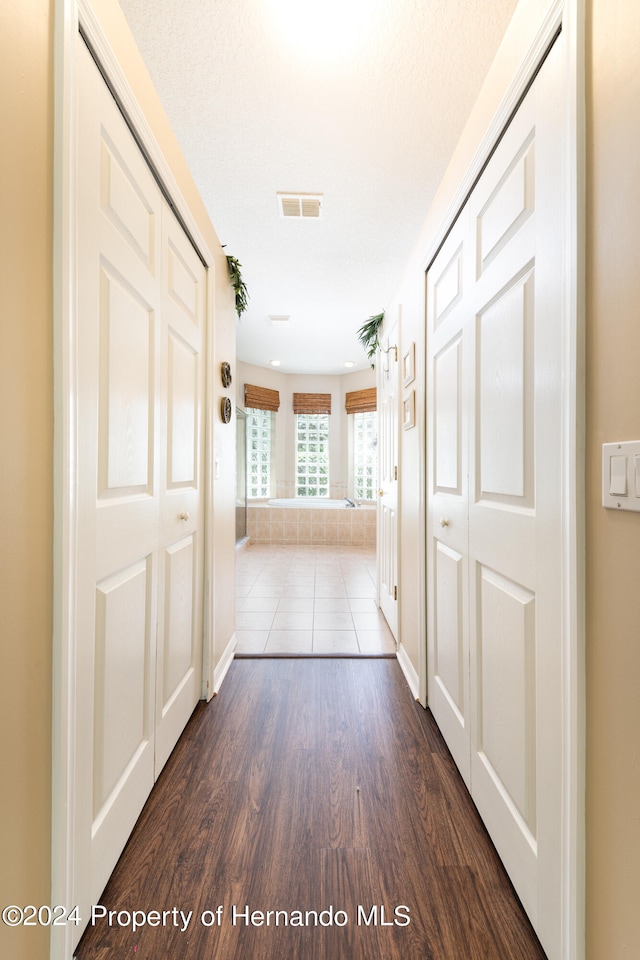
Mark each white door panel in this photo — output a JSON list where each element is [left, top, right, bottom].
[[427, 212, 470, 783], [378, 325, 398, 638], [75, 40, 205, 940], [155, 207, 205, 774], [427, 36, 564, 960], [76, 42, 162, 920]]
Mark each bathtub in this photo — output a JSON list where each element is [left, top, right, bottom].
[[268, 498, 360, 509], [247, 498, 376, 545]]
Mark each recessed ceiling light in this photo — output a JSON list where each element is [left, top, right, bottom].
[[344, 361, 355, 368], [270, 360, 281, 367]]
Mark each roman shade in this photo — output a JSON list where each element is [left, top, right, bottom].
[[244, 383, 280, 412], [292, 392, 332, 415], [344, 387, 377, 414]]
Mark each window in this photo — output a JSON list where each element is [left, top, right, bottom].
[[246, 407, 273, 498], [296, 413, 330, 497], [352, 410, 377, 500]]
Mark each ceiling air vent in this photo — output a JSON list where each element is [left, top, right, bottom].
[[277, 193, 323, 219]]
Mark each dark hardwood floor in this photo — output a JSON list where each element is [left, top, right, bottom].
[[75, 659, 547, 959]]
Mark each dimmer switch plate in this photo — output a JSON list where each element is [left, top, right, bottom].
[[602, 441, 640, 512]]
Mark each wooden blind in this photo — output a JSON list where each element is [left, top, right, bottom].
[[292, 392, 332, 415], [345, 387, 377, 414], [244, 383, 280, 412]]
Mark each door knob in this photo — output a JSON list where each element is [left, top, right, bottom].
[[179, 512, 190, 521], [439, 517, 449, 527], [378, 489, 384, 497]]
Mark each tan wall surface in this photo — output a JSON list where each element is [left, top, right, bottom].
[[0, 2, 54, 958], [585, 0, 640, 955]]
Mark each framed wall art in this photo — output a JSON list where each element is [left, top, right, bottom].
[[402, 342, 415, 387]]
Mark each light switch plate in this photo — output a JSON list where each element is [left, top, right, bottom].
[[602, 441, 640, 512]]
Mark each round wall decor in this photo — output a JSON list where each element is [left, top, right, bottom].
[[220, 396, 232, 423], [221, 361, 232, 388]]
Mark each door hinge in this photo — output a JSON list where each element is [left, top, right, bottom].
[[393, 585, 398, 601], [394, 465, 398, 480]]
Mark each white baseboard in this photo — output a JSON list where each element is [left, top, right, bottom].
[[396, 643, 420, 701], [211, 633, 237, 697]]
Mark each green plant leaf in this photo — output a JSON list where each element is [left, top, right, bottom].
[[356, 311, 385, 367], [224, 251, 249, 318]]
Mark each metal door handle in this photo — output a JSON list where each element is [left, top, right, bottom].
[[439, 517, 449, 527], [179, 512, 190, 521]]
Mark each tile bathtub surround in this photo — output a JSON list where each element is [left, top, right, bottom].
[[247, 503, 376, 546], [235, 543, 396, 656]]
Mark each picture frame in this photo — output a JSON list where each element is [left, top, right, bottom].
[[402, 342, 415, 387], [403, 390, 415, 430]]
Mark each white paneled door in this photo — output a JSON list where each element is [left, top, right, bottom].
[[74, 40, 205, 940], [377, 325, 398, 638], [427, 37, 564, 960]]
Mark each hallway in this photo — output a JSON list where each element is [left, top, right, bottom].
[[235, 543, 396, 655], [75, 658, 547, 960]]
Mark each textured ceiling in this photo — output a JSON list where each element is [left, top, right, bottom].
[[119, 0, 519, 374]]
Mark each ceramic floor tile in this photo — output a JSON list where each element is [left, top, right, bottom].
[[277, 597, 315, 612], [357, 631, 397, 654], [264, 631, 313, 653], [313, 631, 360, 654], [314, 585, 347, 598], [236, 544, 380, 656], [272, 610, 314, 630], [352, 611, 391, 631], [345, 585, 377, 599], [348, 598, 379, 613], [285, 576, 316, 587], [240, 597, 280, 612], [314, 598, 351, 613], [235, 631, 269, 654], [313, 611, 354, 631], [235, 611, 276, 631], [247, 584, 286, 598], [281, 584, 316, 598]]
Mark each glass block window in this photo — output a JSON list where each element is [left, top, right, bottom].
[[296, 414, 330, 497], [246, 407, 273, 499], [353, 410, 377, 501]]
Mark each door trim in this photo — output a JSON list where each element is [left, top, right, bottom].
[[420, 1, 584, 958], [52, 3, 217, 956]]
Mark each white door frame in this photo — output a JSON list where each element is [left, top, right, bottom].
[[419, 1, 584, 958], [52, 2, 217, 956]]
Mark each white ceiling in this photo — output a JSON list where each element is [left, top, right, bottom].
[[118, 0, 519, 374]]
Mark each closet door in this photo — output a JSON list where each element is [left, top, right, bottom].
[[155, 206, 206, 774], [75, 39, 205, 936], [426, 212, 470, 784], [427, 36, 564, 960]]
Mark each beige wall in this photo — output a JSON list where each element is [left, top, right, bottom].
[[237, 360, 375, 499], [585, 0, 640, 955], [0, 2, 53, 958]]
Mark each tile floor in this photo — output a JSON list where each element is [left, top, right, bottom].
[[235, 543, 397, 656]]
